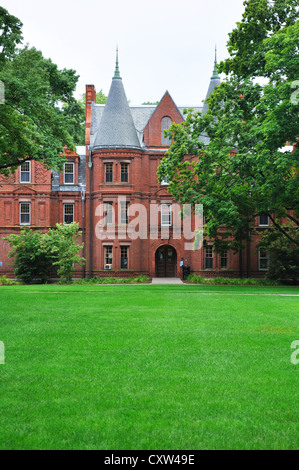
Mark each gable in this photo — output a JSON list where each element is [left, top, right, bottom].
[[143, 91, 184, 148]]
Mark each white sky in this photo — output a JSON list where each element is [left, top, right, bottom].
[[1, 0, 246, 106]]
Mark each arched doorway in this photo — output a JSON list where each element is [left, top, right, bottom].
[[155, 245, 177, 277]]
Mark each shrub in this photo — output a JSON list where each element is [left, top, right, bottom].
[[43, 223, 85, 283], [4, 229, 52, 284], [186, 275, 279, 286], [0, 275, 17, 286]]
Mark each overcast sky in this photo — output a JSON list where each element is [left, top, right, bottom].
[[2, 0, 246, 106]]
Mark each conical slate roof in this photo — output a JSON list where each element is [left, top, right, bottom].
[[202, 46, 221, 116], [93, 52, 141, 150]]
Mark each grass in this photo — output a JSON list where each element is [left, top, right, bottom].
[[0, 284, 298, 450]]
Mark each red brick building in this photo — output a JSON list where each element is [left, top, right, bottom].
[[0, 53, 281, 279]]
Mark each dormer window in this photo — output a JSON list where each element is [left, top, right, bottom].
[[161, 117, 172, 145], [64, 162, 74, 184], [20, 161, 31, 183]]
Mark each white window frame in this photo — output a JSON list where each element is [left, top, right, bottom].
[[64, 162, 74, 185], [161, 203, 172, 227], [104, 246, 113, 269], [20, 202, 31, 225], [258, 247, 269, 271], [63, 203, 74, 224], [258, 214, 269, 226], [20, 161, 31, 183], [161, 175, 169, 186]]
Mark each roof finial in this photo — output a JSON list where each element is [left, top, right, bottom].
[[113, 46, 122, 79], [212, 45, 220, 79]]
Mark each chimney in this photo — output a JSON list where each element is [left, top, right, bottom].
[[85, 85, 96, 145]]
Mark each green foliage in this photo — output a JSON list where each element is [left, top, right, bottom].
[[260, 224, 299, 281], [43, 223, 85, 282], [159, 0, 299, 254], [79, 88, 108, 108], [0, 8, 85, 175], [0, 275, 18, 286], [220, 0, 299, 78], [186, 274, 279, 286], [4, 223, 85, 283], [4, 229, 52, 284], [141, 101, 159, 105], [0, 7, 23, 63], [73, 275, 150, 285]]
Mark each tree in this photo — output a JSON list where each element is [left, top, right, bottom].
[[159, 0, 299, 260], [0, 7, 23, 64], [79, 88, 108, 108], [260, 224, 299, 282], [43, 223, 85, 282], [4, 229, 53, 284], [141, 101, 159, 105], [0, 8, 85, 175]]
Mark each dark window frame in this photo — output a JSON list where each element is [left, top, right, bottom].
[[63, 203, 74, 224], [105, 163, 113, 183], [120, 163, 129, 183]]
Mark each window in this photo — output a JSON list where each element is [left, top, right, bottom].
[[258, 214, 269, 226], [120, 163, 129, 183], [259, 248, 269, 271], [161, 117, 172, 145], [64, 204, 74, 224], [161, 175, 169, 186], [120, 246, 128, 269], [220, 250, 228, 269], [20, 202, 31, 225], [104, 246, 113, 268], [104, 202, 113, 225], [205, 246, 213, 269], [20, 161, 31, 183], [120, 201, 129, 224], [105, 163, 113, 183], [64, 162, 74, 184], [161, 203, 172, 226]]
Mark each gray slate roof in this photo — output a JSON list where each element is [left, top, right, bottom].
[[93, 78, 141, 150], [90, 103, 203, 149], [201, 76, 221, 116]]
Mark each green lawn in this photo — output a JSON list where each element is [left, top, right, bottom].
[[0, 284, 298, 450]]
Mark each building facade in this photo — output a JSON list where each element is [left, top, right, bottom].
[[0, 54, 277, 279]]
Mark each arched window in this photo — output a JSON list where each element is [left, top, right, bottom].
[[161, 117, 172, 145]]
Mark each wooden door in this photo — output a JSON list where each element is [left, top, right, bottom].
[[155, 246, 177, 277]]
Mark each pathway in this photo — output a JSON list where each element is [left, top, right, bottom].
[[151, 277, 183, 285]]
